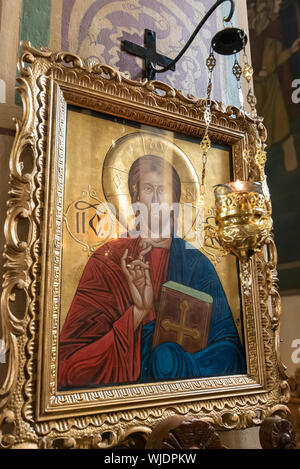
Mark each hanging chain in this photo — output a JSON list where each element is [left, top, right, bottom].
[[239, 29, 257, 118], [199, 48, 216, 198], [243, 52, 257, 116], [232, 54, 245, 114], [233, 52, 254, 170], [236, 29, 266, 179]]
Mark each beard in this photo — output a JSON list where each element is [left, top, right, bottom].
[[131, 202, 179, 239], [149, 211, 174, 238]]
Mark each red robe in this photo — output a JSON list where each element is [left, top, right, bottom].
[[58, 237, 170, 388]]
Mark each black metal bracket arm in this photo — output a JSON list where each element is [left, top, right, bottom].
[[122, 0, 247, 81], [123, 29, 175, 81]]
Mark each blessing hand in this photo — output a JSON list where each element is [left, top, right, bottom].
[[121, 243, 153, 329]]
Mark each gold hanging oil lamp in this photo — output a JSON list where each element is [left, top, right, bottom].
[[214, 181, 272, 262], [213, 30, 273, 262]]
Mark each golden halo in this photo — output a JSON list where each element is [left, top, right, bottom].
[[102, 131, 200, 231]]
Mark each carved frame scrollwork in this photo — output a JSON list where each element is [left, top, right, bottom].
[[0, 42, 289, 449]]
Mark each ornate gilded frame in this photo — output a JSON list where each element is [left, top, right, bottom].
[[0, 42, 289, 449]]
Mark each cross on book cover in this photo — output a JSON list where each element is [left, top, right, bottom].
[[152, 281, 213, 354]]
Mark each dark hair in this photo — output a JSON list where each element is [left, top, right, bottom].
[[128, 155, 181, 203]]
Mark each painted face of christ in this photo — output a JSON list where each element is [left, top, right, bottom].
[[128, 155, 181, 238]]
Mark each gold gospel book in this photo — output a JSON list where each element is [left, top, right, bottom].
[[152, 281, 213, 354]]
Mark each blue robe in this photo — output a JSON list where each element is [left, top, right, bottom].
[[140, 236, 246, 381]]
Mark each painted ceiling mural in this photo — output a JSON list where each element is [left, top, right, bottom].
[[247, 0, 300, 293], [58, 0, 226, 100], [18, 0, 241, 107]]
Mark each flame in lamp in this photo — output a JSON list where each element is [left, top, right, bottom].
[[214, 181, 273, 262], [232, 179, 245, 192]]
